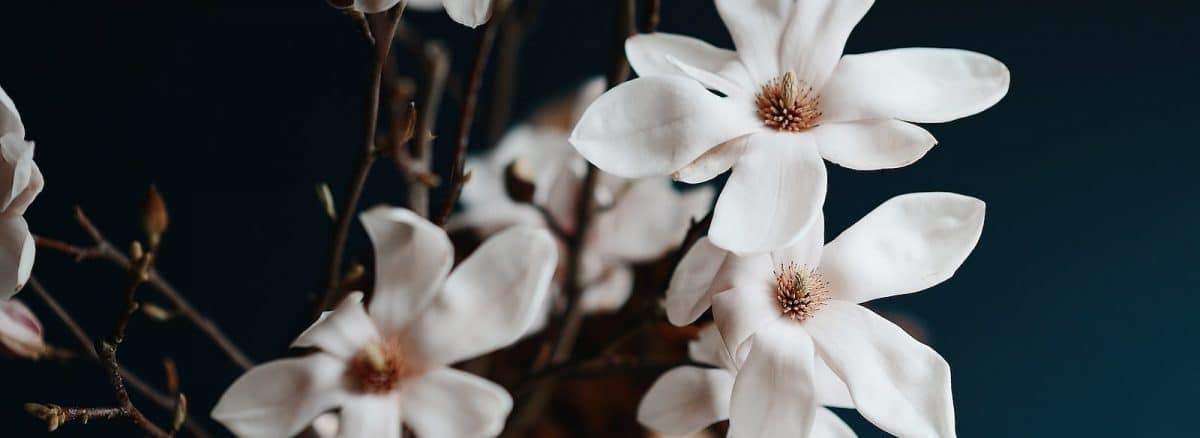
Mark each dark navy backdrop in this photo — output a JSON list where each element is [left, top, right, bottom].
[[1, 1, 1196, 436]]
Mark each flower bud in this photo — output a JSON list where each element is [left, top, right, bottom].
[[0, 299, 44, 359], [504, 159, 536, 204], [142, 185, 168, 247]]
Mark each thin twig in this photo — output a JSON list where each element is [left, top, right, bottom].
[[484, 0, 543, 146], [24, 403, 125, 431], [642, 0, 661, 33], [407, 40, 450, 217]]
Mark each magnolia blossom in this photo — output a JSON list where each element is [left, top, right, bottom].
[[0, 85, 43, 298], [666, 192, 985, 437], [452, 79, 713, 313], [354, 0, 492, 28], [212, 208, 557, 437], [639, 325, 854, 438], [570, 0, 1009, 253], [0, 298, 43, 359]]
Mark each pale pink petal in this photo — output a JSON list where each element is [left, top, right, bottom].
[[626, 33, 738, 81], [0, 216, 33, 299], [710, 253, 778, 364], [400, 368, 512, 437], [814, 120, 937, 171], [709, 132, 826, 254], [590, 179, 709, 262], [352, 0, 402, 13], [360, 207, 453, 333], [0, 85, 24, 138], [638, 366, 734, 435], [292, 292, 379, 359], [812, 408, 856, 438], [406, 226, 557, 366], [687, 324, 736, 371], [729, 321, 818, 438], [339, 394, 401, 438], [805, 301, 954, 437], [822, 192, 985, 303], [211, 354, 349, 438], [442, 0, 493, 27], [578, 259, 634, 314], [815, 355, 854, 409], [665, 238, 732, 326], [778, 0, 874, 87], [569, 76, 760, 179], [821, 48, 1011, 124], [0, 136, 42, 217], [672, 134, 748, 184], [0, 298, 43, 358], [665, 55, 749, 97]]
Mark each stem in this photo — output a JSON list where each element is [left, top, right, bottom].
[[407, 41, 450, 217], [642, 0, 661, 33]]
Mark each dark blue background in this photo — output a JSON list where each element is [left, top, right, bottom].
[[1, 1, 1196, 436]]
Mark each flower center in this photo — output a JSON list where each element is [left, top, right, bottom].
[[346, 341, 409, 394], [774, 262, 830, 321], [756, 70, 821, 132]]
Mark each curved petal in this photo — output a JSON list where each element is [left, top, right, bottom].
[[672, 134, 748, 184], [352, 0, 402, 13], [0, 298, 43, 358], [406, 226, 557, 366], [626, 33, 737, 80], [638, 366, 734, 435], [665, 237, 731, 326], [709, 132, 827, 254], [710, 253, 778, 365], [442, 0, 493, 28], [400, 368, 512, 437], [211, 354, 349, 438], [821, 48, 1011, 124], [804, 301, 954, 437], [813, 408, 856, 438], [590, 179, 707, 262], [822, 192, 985, 303], [815, 355, 854, 409], [569, 76, 760, 179], [360, 206, 453, 333], [292, 292, 379, 359], [814, 120, 937, 171], [0, 136, 43, 217], [769, 212, 825, 270], [339, 394, 401, 438], [713, 0, 789, 83], [0, 216, 33, 299], [779, 0, 874, 87], [729, 321, 818, 438], [578, 259, 634, 314], [570, 77, 608, 126], [446, 201, 544, 236], [688, 324, 736, 371], [666, 55, 748, 97], [0, 85, 24, 138]]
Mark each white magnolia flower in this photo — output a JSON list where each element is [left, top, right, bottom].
[[452, 79, 713, 314], [0, 85, 43, 298], [212, 208, 557, 438], [570, 0, 1009, 253], [666, 192, 986, 437], [639, 325, 855, 438], [354, 0, 493, 28], [0, 298, 43, 359]]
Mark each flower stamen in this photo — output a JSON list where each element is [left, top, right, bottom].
[[774, 262, 830, 321], [756, 70, 821, 132], [347, 341, 409, 394]]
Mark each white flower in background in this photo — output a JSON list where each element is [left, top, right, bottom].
[[212, 208, 557, 438], [354, 0, 493, 28], [570, 0, 1009, 253], [0, 85, 43, 298], [639, 325, 855, 438], [666, 192, 985, 437], [452, 78, 713, 314], [0, 298, 43, 359]]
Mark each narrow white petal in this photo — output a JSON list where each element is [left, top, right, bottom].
[[578, 261, 634, 314], [665, 237, 732, 326], [0, 216, 33, 299], [805, 301, 955, 437], [442, 0, 493, 28], [687, 324, 736, 370], [339, 394, 401, 438], [709, 253, 778, 365], [815, 355, 854, 409], [406, 227, 557, 366], [0, 85, 24, 138], [638, 366, 734, 435], [822, 192, 986, 303], [815, 120, 937, 171], [709, 132, 827, 254], [713, 0, 791, 83], [0, 136, 43, 216], [211, 355, 348, 438], [352, 0, 402, 14], [729, 321, 818, 438], [666, 55, 748, 97], [812, 408, 857, 438], [400, 368, 512, 437], [569, 76, 760, 179], [292, 292, 379, 359], [0, 298, 43, 358], [822, 48, 1011, 124], [672, 135, 748, 184], [360, 206, 453, 333], [769, 212, 825, 271], [778, 0, 874, 87], [626, 33, 738, 81], [405, 0, 444, 11], [590, 178, 707, 262]]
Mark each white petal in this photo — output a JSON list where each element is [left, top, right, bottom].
[[292, 292, 379, 359], [666, 55, 748, 97], [569, 77, 608, 126], [688, 324, 736, 371], [0, 298, 43, 358], [778, 0, 874, 87], [665, 238, 731, 326], [339, 394, 401, 438], [0, 136, 43, 216], [626, 33, 738, 80], [578, 259, 634, 314], [400, 368, 511, 437], [446, 201, 544, 236], [211, 354, 348, 438], [805, 301, 954, 437], [709, 253, 778, 364], [814, 120, 937, 171], [672, 134, 748, 184], [812, 408, 856, 438], [360, 206, 453, 333], [709, 132, 827, 254], [0, 216, 33, 299], [729, 321, 818, 438], [814, 355, 854, 409], [821, 48, 1011, 124], [713, 0, 789, 83], [590, 179, 707, 262], [406, 226, 557, 366], [769, 212, 825, 270], [405, 0, 444, 11], [0, 85, 24, 138], [821, 192, 985, 303], [352, 0, 402, 13], [569, 76, 760, 179], [442, 0, 493, 27], [638, 366, 734, 435]]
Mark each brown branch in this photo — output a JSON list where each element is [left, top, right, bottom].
[[97, 340, 168, 438], [642, 0, 661, 33], [24, 403, 125, 432], [35, 206, 254, 370], [406, 40, 450, 217], [484, 0, 544, 147]]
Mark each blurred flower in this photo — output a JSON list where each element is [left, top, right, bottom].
[[666, 192, 986, 437], [0, 84, 42, 298], [451, 78, 713, 316], [639, 324, 853, 438], [355, 0, 493, 28], [212, 208, 557, 437], [570, 0, 1009, 254], [0, 298, 43, 359]]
